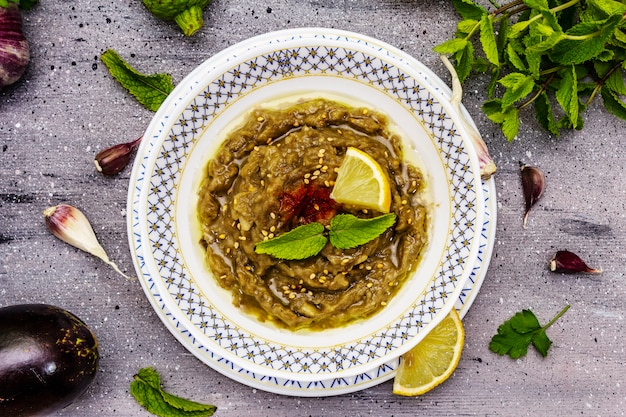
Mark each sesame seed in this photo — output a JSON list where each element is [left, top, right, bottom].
[[257, 116, 265, 122], [313, 170, 321, 176], [300, 288, 307, 293], [239, 235, 246, 241], [377, 263, 384, 269], [218, 234, 226, 239], [304, 178, 310, 184], [234, 242, 240, 249], [289, 293, 296, 299], [341, 259, 350, 265], [268, 233, 275, 239], [362, 109, 368, 115], [270, 212, 276, 219], [366, 282, 373, 288], [269, 226, 276, 232], [304, 173, 311, 179], [381, 301, 387, 306], [314, 204, 320, 211], [309, 273, 316, 279], [261, 230, 268, 237]]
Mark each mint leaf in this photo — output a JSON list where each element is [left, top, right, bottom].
[[255, 213, 397, 260], [454, 41, 475, 83], [130, 368, 216, 417], [433, 38, 469, 55], [101, 49, 174, 111], [479, 14, 500, 66], [549, 14, 622, 65], [601, 86, 626, 120], [555, 65, 580, 128], [534, 92, 559, 136], [499, 73, 535, 108], [255, 222, 327, 260], [451, 0, 487, 20], [489, 305, 570, 359], [329, 213, 396, 250]]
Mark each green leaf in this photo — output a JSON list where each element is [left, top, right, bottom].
[[489, 306, 569, 359], [482, 99, 520, 141], [329, 213, 396, 250], [101, 49, 175, 112], [549, 14, 622, 65], [130, 368, 217, 417], [509, 19, 532, 38], [489, 320, 534, 359], [487, 67, 501, 98], [605, 67, 626, 96], [522, 0, 548, 9], [254, 222, 327, 260], [451, 0, 487, 20], [506, 43, 527, 71], [601, 86, 626, 120], [534, 91, 559, 136], [433, 38, 470, 55], [586, 0, 626, 17], [499, 73, 535, 108], [556, 65, 580, 128], [501, 106, 521, 141], [457, 19, 479, 36], [531, 330, 553, 357], [480, 14, 500, 66], [454, 41, 475, 83]]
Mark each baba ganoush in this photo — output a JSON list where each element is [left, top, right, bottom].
[[196, 98, 429, 330]]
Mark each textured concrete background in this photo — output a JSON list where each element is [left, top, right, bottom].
[[1, 1, 625, 416]]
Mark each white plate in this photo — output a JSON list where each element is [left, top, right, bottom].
[[128, 28, 485, 382], [129, 177, 495, 397]]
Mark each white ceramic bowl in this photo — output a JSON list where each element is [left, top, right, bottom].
[[128, 28, 485, 383]]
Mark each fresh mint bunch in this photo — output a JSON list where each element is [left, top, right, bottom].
[[435, 0, 626, 140]]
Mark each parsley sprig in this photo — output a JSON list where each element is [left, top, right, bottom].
[[435, 0, 626, 140], [489, 304, 570, 359]]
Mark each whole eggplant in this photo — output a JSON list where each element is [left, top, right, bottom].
[[0, 2, 30, 88], [0, 304, 99, 416]]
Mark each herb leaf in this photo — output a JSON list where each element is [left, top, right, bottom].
[[489, 305, 570, 359], [254, 222, 327, 260], [101, 49, 174, 111], [436, 0, 626, 139], [329, 213, 397, 249], [255, 213, 397, 260], [130, 367, 216, 417]]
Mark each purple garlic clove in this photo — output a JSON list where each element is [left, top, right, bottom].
[[549, 250, 602, 274], [94, 136, 142, 176], [520, 162, 545, 228]]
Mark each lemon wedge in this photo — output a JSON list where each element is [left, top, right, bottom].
[[393, 309, 464, 396], [330, 147, 392, 213]]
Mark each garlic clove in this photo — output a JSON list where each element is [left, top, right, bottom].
[[520, 162, 545, 228], [44, 204, 133, 280], [94, 136, 142, 176], [441, 55, 496, 180], [549, 250, 602, 274]]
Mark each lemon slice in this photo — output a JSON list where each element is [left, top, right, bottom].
[[393, 309, 464, 396], [330, 147, 392, 213]]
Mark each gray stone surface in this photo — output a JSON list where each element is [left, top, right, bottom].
[[1, 1, 625, 416]]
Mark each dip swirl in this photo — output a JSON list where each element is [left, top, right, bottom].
[[197, 98, 429, 330]]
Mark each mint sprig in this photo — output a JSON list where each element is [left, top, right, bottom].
[[435, 0, 626, 140], [101, 49, 174, 112], [130, 367, 216, 417], [254, 213, 397, 260]]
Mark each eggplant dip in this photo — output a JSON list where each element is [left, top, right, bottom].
[[196, 98, 429, 331]]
